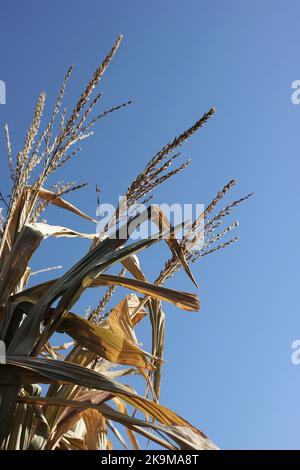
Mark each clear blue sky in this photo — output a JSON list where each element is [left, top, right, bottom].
[[1, 0, 300, 450]]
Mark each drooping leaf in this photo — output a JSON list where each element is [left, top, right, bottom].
[[17, 393, 218, 450], [93, 273, 199, 312], [36, 187, 97, 223], [29, 222, 98, 240], [1, 357, 208, 438], [0, 225, 44, 308], [57, 311, 153, 370]]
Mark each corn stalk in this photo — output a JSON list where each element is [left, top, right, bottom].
[[0, 36, 251, 450]]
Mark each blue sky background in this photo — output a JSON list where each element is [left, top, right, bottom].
[[1, 0, 300, 450]]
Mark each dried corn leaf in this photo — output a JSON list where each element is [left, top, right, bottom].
[[82, 409, 103, 450], [57, 311, 153, 370], [17, 392, 217, 450], [128, 205, 197, 287], [37, 187, 96, 223], [112, 397, 139, 450], [93, 274, 199, 312], [29, 222, 98, 239], [1, 356, 202, 433], [0, 225, 44, 305]]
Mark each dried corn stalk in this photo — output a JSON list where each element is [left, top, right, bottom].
[[0, 35, 250, 450]]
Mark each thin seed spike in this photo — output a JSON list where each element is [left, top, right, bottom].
[[30, 265, 63, 276], [145, 107, 216, 173], [205, 192, 253, 229], [204, 179, 237, 218], [89, 268, 127, 323], [66, 35, 123, 130], [81, 100, 132, 134], [119, 108, 215, 222], [57, 146, 81, 168], [45, 65, 74, 148], [4, 124, 14, 181], [19, 91, 46, 171], [194, 236, 240, 259], [201, 221, 239, 251], [59, 108, 67, 134], [74, 92, 103, 133]]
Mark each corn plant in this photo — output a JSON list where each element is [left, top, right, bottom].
[[0, 35, 251, 450]]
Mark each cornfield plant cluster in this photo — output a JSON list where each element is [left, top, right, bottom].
[[0, 36, 251, 450]]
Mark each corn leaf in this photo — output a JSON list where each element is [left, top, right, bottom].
[[57, 311, 153, 370]]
